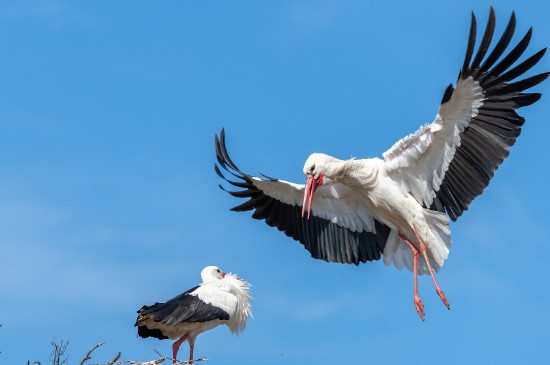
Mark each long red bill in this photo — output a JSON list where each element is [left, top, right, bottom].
[[302, 177, 315, 219]]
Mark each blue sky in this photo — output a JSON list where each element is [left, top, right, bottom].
[[1, 1, 549, 364]]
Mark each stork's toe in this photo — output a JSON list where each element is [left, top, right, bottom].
[[436, 288, 450, 310], [414, 296, 425, 321]]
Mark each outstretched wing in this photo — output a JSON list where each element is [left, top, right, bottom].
[[383, 7, 548, 221], [215, 129, 391, 265]]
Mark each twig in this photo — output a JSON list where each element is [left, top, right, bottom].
[[50, 339, 69, 365], [104, 352, 121, 365], [108, 348, 208, 365], [155, 357, 208, 365], [80, 342, 106, 365], [107, 360, 166, 365], [78, 342, 208, 365], [92, 356, 208, 365]]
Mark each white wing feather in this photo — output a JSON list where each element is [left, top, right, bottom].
[[383, 76, 484, 207], [190, 284, 238, 318], [253, 178, 378, 234]]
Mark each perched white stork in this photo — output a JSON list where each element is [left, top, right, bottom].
[[135, 266, 253, 364], [215, 7, 548, 320]]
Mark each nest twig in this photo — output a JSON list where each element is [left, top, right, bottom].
[[80, 342, 208, 365]]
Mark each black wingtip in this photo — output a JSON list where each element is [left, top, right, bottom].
[[214, 163, 226, 179], [488, 27, 533, 79], [214, 131, 251, 183], [259, 172, 279, 181], [477, 10, 516, 77], [516, 93, 542, 107], [504, 72, 550, 93], [461, 12, 477, 78], [487, 48, 547, 87], [441, 83, 454, 104], [215, 127, 246, 174], [470, 6, 496, 74], [214, 132, 225, 169], [137, 325, 169, 340]]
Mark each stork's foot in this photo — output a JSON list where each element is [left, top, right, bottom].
[[437, 288, 450, 310], [414, 296, 425, 321]]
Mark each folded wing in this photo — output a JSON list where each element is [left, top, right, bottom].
[[136, 286, 232, 326]]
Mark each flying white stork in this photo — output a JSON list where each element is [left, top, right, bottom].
[[215, 7, 548, 320], [135, 266, 253, 364]]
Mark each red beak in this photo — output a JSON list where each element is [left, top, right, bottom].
[[222, 272, 226, 278], [302, 176, 322, 219]]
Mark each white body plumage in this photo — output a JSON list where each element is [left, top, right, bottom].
[[136, 266, 253, 361], [215, 7, 548, 319]]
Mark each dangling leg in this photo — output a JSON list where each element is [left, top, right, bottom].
[[412, 229, 450, 310], [188, 338, 195, 365], [399, 231, 424, 320], [172, 334, 188, 365]]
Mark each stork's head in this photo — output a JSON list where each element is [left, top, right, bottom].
[[201, 266, 226, 283], [201, 265, 248, 285], [302, 153, 333, 219]]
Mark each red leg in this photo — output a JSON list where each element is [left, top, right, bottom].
[[189, 342, 194, 365], [412, 229, 450, 310], [399, 231, 424, 320], [172, 334, 188, 365]]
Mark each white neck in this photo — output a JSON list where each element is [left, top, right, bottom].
[[325, 158, 379, 190]]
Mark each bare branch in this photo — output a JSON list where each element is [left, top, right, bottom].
[[148, 349, 207, 364], [79, 342, 106, 365], [100, 359, 166, 365], [88, 356, 209, 365], [50, 339, 69, 365], [104, 352, 121, 365], [31, 340, 209, 365]]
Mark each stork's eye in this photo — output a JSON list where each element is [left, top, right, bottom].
[[310, 165, 315, 174]]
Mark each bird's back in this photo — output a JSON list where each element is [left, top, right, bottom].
[[135, 284, 233, 340]]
